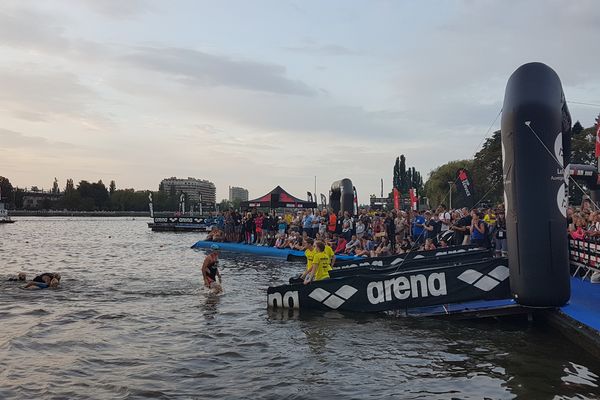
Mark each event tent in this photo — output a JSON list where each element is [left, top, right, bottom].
[[241, 186, 317, 209]]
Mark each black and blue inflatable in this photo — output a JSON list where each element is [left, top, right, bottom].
[[501, 62, 571, 307]]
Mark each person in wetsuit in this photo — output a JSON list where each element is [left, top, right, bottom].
[[7, 272, 26, 282], [32, 273, 61, 284], [202, 245, 222, 293], [22, 273, 61, 290]]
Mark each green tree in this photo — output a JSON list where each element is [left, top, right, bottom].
[[424, 159, 473, 207], [399, 155, 407, 194], [569, 124, 596, 204], [393, 157, 400, 190], [109, 180, 116, 195], [52, 178, 60, 194], [61, 178, 80, 210], [0, 176, 13, 204], [471, 130, 503, 205]]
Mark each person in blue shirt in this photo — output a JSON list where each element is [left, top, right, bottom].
[[412, 210, 426, 244], [302, 211, 314, 238]]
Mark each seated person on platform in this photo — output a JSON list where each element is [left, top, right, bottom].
[[274, 233, 286, 249], [334, 236, 348, 254], [206, 227, 225, 242], [345, 234, 361, 254], [354, 238, 371, 257], [372, 237, 391, 257], [424, 238, 436, 251]]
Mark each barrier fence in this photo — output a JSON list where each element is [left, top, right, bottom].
[[569, 238, 600, 280]]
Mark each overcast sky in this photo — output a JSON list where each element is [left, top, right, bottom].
[[1, 0, 599, 201]]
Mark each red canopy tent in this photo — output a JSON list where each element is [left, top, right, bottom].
[[241, 186, 317, 209]]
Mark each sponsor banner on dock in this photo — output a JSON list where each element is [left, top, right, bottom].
[[267, 258, 510, 312], [153, 217, 213, 225], [333, 245, 484, 269]]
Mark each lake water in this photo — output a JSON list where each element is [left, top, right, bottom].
[[1, 217, 600, 399]]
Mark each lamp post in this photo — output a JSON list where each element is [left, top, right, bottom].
[[448, 181, 454, 209]]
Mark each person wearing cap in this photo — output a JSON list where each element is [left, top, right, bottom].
[[202, 246, 222, 293], [7, 272, 27, 282]]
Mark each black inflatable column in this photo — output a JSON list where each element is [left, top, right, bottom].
[[330, 179, 354, 215], [501, 62, 570, 307]]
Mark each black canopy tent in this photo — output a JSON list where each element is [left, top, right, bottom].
[[241, 186, 317, 210]]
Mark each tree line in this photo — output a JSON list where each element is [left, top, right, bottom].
[[424, 118, 600, 208], [0, 178, 183, 212]]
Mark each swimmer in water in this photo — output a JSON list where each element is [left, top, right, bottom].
[[202, 245, 222, 293], [7, 272, 27, 282], [23, 277, 60, 290]]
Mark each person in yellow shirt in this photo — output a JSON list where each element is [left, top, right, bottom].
[[324, 242, 336, 272], [303, 238, 315, 273], [483, 208, 496, 226], [303, 241, 330, 284]]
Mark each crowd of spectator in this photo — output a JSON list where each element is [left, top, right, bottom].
[[206, 204, 509, 258]]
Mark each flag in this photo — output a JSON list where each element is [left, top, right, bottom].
[[455, 168, 475, 208], [596, 123, 600, 158], [393, 188, 400, 210], [409, 188, 417, 210]]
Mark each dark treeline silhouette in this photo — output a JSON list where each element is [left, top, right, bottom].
[[0, 177, 180, 212]]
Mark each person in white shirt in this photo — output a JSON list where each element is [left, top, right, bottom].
[[438, 204, 451, 233]]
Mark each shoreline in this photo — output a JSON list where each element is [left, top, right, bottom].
[[9, 210, 153, 217]]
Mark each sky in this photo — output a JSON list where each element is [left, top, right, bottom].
[[1, 0, 600, 202]]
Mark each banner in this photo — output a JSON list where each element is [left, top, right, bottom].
[[596, 123, 600, 158], [154, 217, 209, 224], [268, 258, 510, 312], [334, 244, 484, 269], [393, 188, 400, 210], [455, 168, 475, 208], [330, 248, 491, 278], [409, 188, 417, 210]]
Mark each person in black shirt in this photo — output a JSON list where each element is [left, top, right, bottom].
[[451, 208, 472, 245]]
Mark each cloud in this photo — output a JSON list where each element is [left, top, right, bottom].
[[0, 6, 69, 53], [122, 46, 318, 96], [0, 128, 78, 149], [0, 4, 109, 60], [75, 0, 155, 19], [284, 43, 357, 56], [0, 68, 111, 127]]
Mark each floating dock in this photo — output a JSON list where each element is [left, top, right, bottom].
[[191, 240, 361, 262]]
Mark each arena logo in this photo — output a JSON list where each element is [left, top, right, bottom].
[[457, 265, 509, 291], [308, 285, 358, 309], [367, 273, 447, 304], [268, 291, 299, 309]]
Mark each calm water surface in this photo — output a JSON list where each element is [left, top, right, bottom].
[[1, 218, 600, 399]]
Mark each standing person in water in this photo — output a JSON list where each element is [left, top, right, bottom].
[[202, 245, 222, 293]]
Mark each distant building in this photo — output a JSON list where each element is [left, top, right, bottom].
[[229, 186, 249, 202], [159, 177, 216, 205], [22, 189, 62, 210]]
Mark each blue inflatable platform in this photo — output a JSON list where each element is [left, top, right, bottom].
[[191, 240, 361, 262]]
